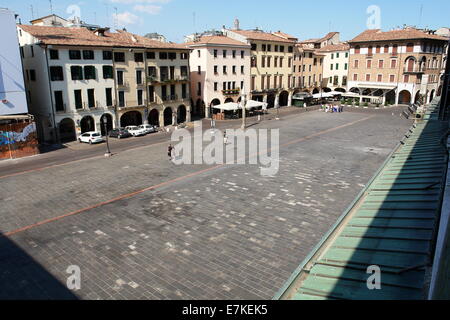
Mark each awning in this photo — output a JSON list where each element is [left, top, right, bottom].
[[246, 100, 268, 110], [212, 101, 267, 111], [212, 102, 240, 111], [354, 84, 397, 90], [312, 92, 334, 99], [341, 92, 359, 97], [329, 91, 344, 96]]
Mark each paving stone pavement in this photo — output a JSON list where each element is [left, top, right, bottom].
[[0, 109, 412, 299]]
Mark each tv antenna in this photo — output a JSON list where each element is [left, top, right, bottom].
[[30, 5, 34, 20], [114, 7, 118, 30], [419, 4, 423, 28]]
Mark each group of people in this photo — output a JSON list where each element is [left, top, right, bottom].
[[322, 104, 344, 113]]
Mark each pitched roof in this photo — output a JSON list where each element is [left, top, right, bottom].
[[185, 35, 250, 47], [349, 28, 448, 43], [18, 25, 187, 50], [30, 14, 67, 23], [273, 31, 298, 41], [317, 43, 350, 52], [231, 29, 296, 43], [299, 32, 339, 44]]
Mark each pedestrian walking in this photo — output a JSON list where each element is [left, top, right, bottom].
[[168, 144, 174, 160], [223, 132, 228, 145]]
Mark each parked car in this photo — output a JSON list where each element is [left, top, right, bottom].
[[139, 124, 157, 134], [78, 132, 104, 144], [109, 128, 132, 139], [125, 126, 147, 137]]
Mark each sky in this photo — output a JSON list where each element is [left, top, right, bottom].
[[1, 0, 449, 43]]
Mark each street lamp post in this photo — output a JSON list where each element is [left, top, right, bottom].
[[241, 86, 247, 130], [103, 117, 112, 157]]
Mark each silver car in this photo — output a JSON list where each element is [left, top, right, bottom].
[[139, 124, 157, 134]]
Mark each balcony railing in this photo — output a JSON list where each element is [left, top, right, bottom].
[[222, 89, 241, 96], [162, 94, 178, 102], [403, 67, 425, 74], [147, 75, 159, 83], [117, 81, 129, 88]]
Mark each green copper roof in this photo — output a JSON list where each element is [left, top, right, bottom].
[[276, 102, 449, 300]]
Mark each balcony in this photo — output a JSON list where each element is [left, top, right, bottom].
[[117, 99, 147, 110], [147, 75, 159, 83], [222, 89, 241, 96], [117, 81, 129, 88], [158, 75, 189, 84], [403, 67, 425, 74], [162, 94, 179, 102]]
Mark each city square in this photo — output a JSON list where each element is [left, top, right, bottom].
[[0, 107, 412, 299]]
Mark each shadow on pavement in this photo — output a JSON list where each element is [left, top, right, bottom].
[[0, 234, 78, 300]]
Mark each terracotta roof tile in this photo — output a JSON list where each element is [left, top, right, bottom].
[[317, 43, 350, 52], [273, 31, 298, 41], [349, 28, 448, 43], [231, 29, 296, 43], [185, 35, 250, 47], [18, 25, 187, 50]]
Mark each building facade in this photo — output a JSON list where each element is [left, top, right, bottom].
[[292, 32, 343, 95], [18, 25, 191, 143], [293, 45, 324, 94], [347, 28, 448, 105], [1, 9, 28, 116], [113, 34, 191, 129], [1, 8, 38, 160], [224, 27, 297, 108], [186, 34, 251, 118], [318, 43, 350, 92]]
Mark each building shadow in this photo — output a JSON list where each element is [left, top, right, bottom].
[[0, 234, 79, 300]]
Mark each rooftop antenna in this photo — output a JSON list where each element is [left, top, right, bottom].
[[114, 7, 118, 30], [104, 3, 110, 28], [419, 4, 423, 28], [94, 12, 97, 25], [193, 12, 196, 32], [30, 5, 34, 20], [49, 0, 53, 15]]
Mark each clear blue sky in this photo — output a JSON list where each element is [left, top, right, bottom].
[[2, 0, 449, 43]]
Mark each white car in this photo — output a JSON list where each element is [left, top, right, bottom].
[[125, 126, 147, 137], [78, 132, 104, 144], [139, 124, 157, 134]]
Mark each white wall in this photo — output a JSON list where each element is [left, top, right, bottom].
[[0, 9, 28, 115], [322, 50, 349, 89], [189, 44, 251, 108]]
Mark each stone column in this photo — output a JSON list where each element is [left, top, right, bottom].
[[186, 106, 192, 123], [159, 110, 165, 127], [395, 89, 400, 105], [143, 108, 149, 125], [172, 112, 177, 126], [288, 92, 293, 107], [205, 103, 210, 118]]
